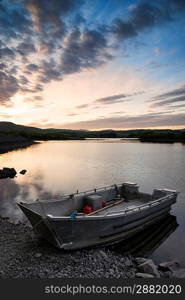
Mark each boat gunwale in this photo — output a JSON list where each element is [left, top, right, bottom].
[[21, 183, 136, 204], [46, 193, 176, 220], [17, 183, 177, 221]]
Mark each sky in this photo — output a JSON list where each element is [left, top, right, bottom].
[[1, 0, 185, 130]]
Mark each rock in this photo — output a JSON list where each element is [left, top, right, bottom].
[[135, 257, 148, 265], [0, 271, 5, 276], [137, 259, 160, 278], [0, 167, 17, 179], [172, 269, 185, 278], [158, 261, 180, 272], [135, 272, 155, 278], [109, 269, 114, 275], [124, 257, 133, 267], [35, 253, 42, 258], [98, 250, 108, 260], [162, 271, 173, 278], [20, 169, 27, 175]]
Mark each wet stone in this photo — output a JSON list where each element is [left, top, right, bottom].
[[135, 272, 155, 278], [137, 259, 160, 278], [158, 260, 180, 272], [35, 253, 42, 258]]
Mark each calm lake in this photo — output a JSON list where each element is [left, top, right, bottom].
[[0, 139, 185, 265]]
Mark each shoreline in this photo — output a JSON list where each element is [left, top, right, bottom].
[[0, 141, 37, 155], [0, 217, 185, 279], [0, 139, 184, 157]]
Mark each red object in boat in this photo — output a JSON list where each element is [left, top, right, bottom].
[[102, 201, 107, 207], [83, 205, 93, 214]]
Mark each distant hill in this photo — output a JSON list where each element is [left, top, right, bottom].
[[0, 122, 41, 133], [0, 122, 145, 140], [0, 121, 185, 142], [0, 123, 37, 154], [0, 122, 87, 140], [0, 133, 31, 143]]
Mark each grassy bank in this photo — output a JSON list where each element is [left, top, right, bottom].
[[0, 133, 36, 154], [0, 122, 185, 142]]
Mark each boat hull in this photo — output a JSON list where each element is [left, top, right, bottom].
[[19, 193, 177, 250]]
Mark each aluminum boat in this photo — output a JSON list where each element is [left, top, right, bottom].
[[18, 182, 178, 250]]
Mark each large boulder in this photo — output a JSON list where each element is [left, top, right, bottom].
[[158, 261, 180, 272], [158, 261, 185, 278], [137, 259, 160, 277], [0, 168, 17, 179]]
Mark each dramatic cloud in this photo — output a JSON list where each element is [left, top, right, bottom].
[[149, 84, 185, 108], [0, 47, 15, 58], [0, 1, 33, 40], [19, 83, 44, 95], [76, 104, 89, 109], [109, 111, 125, 115], [26, 63, 39, 72], [151, 95, 185, 108], [111, 0, 185, 41], [0, 0, 85, 104], [35, 59, 61, 83], [152, 85, 185, 100], [0, 71, 19, 105], [0, 63, 6, 69], [23, 0, 82, 35], [59, 112, 185, 130], [0, 0, 185, 134], [67, 113, 79, 116], [60, 28, 111, 75], [94, 91, 144, 105], [0, 113, 11, 119], [112, 3, 170, 40], [19, 75, 29, 85], [170, 103, 185, 109], [94, 94, 129, 105], [16, 41, 36, 56]]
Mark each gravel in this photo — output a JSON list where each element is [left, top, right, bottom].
[[1, 217, 184, 278], [0, 217, 136, 278]]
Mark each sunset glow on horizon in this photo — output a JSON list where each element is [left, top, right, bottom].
[[1, 0, 185, 130]]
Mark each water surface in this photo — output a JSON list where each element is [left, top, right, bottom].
[[0, 140, 185, 264]]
